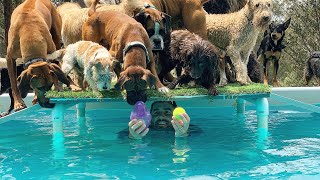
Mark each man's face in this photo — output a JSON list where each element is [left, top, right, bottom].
[[151, 102, 175, 129]]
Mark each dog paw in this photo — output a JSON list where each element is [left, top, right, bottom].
[[14, 102, 27, 112], [167, 83, 176, 90], [218, 80, 228, 87], [70, 84, 82, 92], [0, 111, 10, 118], [158, 87, 169, 94], [272, 80, 280, 87], [208, 87, 219, 96]]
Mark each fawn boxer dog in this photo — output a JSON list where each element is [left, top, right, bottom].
[[82, 0, 169, 105], [143, 0, 209, 39], [6, 0, 70, 111]]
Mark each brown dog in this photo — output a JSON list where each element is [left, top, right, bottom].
[[144, 0, 209, 39], [6, 0, 70, 111], [82, 1, 169, 105]]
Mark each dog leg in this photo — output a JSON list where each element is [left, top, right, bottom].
[[272, 60, 280, 87], [226, 47, 249, 85], [263, 58, 269, 85], [167, 74, 189, 89], [6, 53, 27, 111], [50, 6, 63, 50], [147, 48, 169, 93], [0, 88, 14, 117], [218, 57, 228, 86]]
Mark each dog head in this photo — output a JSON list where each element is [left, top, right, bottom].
[[248, 0, 273, 30], [87, 57, 116, 91], [267, 17, 291, 42], [184, 42, 219, 80], [18, 62, 70, 108], [134, 12, 172, 51], [114, 66, 156, 105]]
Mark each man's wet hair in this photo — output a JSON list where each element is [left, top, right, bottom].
[[150, 101, 177, 112]]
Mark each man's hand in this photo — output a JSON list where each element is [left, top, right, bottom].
[[128, 119, 149, 139], [171, 113, 190, 137]]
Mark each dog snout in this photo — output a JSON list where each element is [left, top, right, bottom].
[[126, 90, 147, 105], [38, 97, 55, 108], [153, 38, 161, 43], [263, 16, 270, 22], [271, 34, 277, 39]]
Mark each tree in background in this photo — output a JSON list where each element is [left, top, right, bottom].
[[275, 0, 320, 86]]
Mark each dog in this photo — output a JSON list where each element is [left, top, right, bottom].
[[82, 0, 169, 105], [225, 52, 263, 83], [207, 0, 273, 86], [141, 0, 209, 39], [160, 30, 220, 95], [48, 41, 116, 91], [57, 0, 162, 46], [257, 18, 291, 87], [6, 0, 70, 111], [203, 0, 246, 14], [304, 51, 320, 86], [0, 58, 25, 117], [84, 0, 119, 7]]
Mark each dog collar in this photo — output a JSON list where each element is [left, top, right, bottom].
[[24, 58, 47, 69], [144, 2, 157, 10], [123, 41, 150, 65]]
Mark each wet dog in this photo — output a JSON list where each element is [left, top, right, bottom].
[[6, 0, 70, 111], [49, 41, 116, 91], [257, 18, 291, 86], [82, 0, 168, 105], [304, 51, 320, 86], [165, 30, 220, 95]]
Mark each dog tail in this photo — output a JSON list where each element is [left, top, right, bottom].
[[88, 0, 99, 17], [200, 0, 209, 5]]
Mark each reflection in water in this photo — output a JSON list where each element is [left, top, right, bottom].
[[52, 132, 65, 159], [172, 138, 190, 164], [128, 140, 153, 165]]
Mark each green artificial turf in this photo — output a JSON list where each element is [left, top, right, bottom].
[[45, 83, 271, 99]]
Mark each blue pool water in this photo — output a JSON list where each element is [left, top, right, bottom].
[[1, 104, 320, 179]]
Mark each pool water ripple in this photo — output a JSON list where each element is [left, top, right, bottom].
[[0, 105, 320, 179]]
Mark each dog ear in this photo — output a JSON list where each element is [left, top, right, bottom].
[[142, 70, 156, 89], [49, 63, 70, 86], [17, 70, 31, 98], [134, 12, 147, 26], [161, 13, 172, 34], [283, 17, 291, 30], [114, 71, 129, 91]]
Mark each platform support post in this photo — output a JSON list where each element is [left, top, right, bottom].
[[51, 103, 65, 159], [236, 98, 246, 115], [255, 97, 269, 129]]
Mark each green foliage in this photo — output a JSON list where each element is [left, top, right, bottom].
[[273, 0, 320, 87]]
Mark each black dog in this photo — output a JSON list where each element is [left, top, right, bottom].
[[257, 18, 291, 87], [225, 52, 262, 83], [304, 51, 320, 85], [165, 30, 220, 95], [203, 0, 246, 14], [0, 65, 25, 117]]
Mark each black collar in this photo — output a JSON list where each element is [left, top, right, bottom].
[[123, 41, 150, 65], [24, 58, 47, 69]]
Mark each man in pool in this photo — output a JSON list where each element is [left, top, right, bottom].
[[128, 101, 191, 139]]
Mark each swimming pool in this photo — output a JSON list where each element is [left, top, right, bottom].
[[1, 88, 320, 179]]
